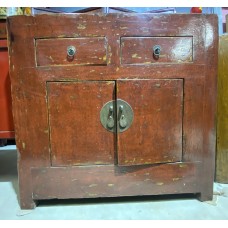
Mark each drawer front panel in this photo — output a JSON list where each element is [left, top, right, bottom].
[[36, 37, 107, 67], [47, 81, 115, 166], [117, 79, 183, 166], [121, 37, 193, 65]]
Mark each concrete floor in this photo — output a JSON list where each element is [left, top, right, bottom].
[[0, 145, 228, 220]]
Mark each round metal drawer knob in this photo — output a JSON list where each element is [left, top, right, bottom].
[[67, 46, 76, 57], [153, 45, 161, 58]]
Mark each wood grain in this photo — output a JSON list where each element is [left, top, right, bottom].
[[216, 34, 228, 183]]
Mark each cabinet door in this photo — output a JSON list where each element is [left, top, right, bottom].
[[47, 81, 115, 166], [117, 79, 183, 166]]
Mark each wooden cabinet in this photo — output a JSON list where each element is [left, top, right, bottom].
[[7, 14, 218, 209], [0, 19, 14, 142]]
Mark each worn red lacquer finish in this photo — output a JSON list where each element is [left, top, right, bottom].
[[0, 19, 14, 139], [7, 13, 218, 209]]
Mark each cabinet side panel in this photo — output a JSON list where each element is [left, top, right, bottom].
[[7, 17, 50, 209], [216, 34, 228, 183], [200, 15, 218, 200]]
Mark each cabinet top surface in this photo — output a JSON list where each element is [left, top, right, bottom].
[[7, 13, 218, 40], [6, 12, 218, 78], [7, 13, 218, 18]]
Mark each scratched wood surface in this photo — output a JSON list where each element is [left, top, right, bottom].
[[7, 14, 218, 209], [117, 79, 183, 166], [31, 162, 200, 199]]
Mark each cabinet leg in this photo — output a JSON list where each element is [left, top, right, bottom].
[[0, 139, 7, 147], [197, 191, 213, 202], [19, 197, 37, 209], [18, 162, 37, 209], [19, 178, 37, 209]]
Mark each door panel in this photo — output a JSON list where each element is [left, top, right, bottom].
[[117, 79, 183, 166], [47, 81, 115, 166]]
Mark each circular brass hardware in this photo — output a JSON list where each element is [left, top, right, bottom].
[[153, 45, 161, 58], [100, 99, 134, 133], [67, 46, 76, 57]]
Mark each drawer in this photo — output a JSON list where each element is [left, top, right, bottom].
[[35, 37, 107, 67], [121, 36, 193, 65]]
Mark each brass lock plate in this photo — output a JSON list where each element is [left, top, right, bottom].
[[100, 99, 134, 133]]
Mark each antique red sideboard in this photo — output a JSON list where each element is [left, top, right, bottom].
[[7, 14, 218, 209], [0, 19, 14, 144]]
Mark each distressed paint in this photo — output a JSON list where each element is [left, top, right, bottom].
[[77, 24, 86, 30], [22, 142, 26, 149], [31, 162, 200, 200]]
